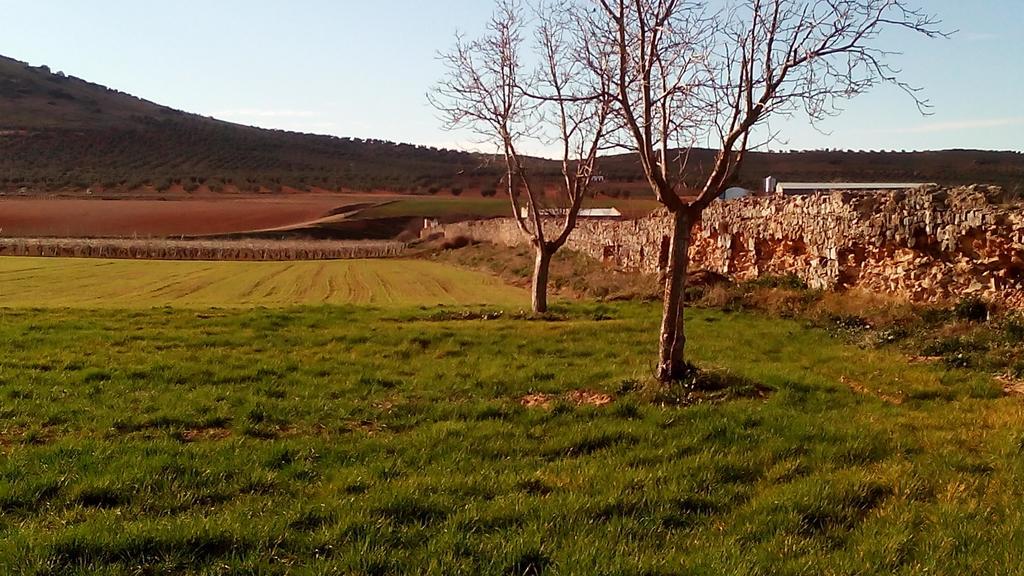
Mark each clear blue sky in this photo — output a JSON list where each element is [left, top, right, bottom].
[[1, 0, 1021, 156]]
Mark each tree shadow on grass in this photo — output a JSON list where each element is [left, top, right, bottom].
[[646, 364, 772, 407]]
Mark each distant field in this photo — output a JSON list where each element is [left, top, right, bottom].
[[0, 195, 372, 238], [0, 257, 527, 308], [360, 196, 663, 220], [359, 197, 512, 219], [0, 194, 662, 239]]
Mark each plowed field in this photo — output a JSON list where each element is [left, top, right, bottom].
[[0, 194, 379, 238]]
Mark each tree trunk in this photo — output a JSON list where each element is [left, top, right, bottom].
[[656, 211, 692, 383], [532, 245, 553, 314]]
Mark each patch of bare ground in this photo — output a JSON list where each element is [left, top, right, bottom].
[[346, 420, 386, 435], [0, 425, 54, 447], [177, 427, 232, 443], [996, 375, 1024, 397], [841, 376, 904, 405], [520, 390, 615, 409], [565, 390, 615, 407], [520, 393, 554, 409]]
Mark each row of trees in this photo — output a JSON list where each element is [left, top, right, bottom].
[[433, 0, 946, 383], [0, 127, 496, 194]]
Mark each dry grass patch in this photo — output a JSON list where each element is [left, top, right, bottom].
[[178, 428, 232, 443], [521, 390, 616, 409], [565, 390, 615, 407], [840, 376, 905, 405], [519, 393, 553, 409]]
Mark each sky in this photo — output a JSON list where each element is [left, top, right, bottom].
[[1, 0, 1021, 157]]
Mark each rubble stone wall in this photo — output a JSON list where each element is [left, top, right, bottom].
[[427, 186, 1024, 306]]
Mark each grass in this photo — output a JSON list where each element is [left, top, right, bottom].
[[427, 241, 661, 301], [0, 257, 527, 308], [693, 277, 1024, 384], [1, 299, 1021, 574]]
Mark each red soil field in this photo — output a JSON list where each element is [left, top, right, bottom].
[[0, 194, 396, 238]]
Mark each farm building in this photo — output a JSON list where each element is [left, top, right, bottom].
[[519, 207, 622, 219], [718, 187, 752, 201], [767, 179, 933, 195]]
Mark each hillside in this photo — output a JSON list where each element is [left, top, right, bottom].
[[0, 55, 509, 194], [1, 54, 1022, 196]]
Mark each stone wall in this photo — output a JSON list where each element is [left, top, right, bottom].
[[427, 186, 1024, 306]]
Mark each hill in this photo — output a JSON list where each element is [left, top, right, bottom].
[[1, 54, 1022, 196], [0, 55, 511, 194]]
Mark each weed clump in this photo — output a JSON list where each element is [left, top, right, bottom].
[[826, 314, 872, 337], [748, 274, 809, 290], [954, 296, 989, 323], [874, 326, 910, 345], [426, 309, 505, 321], [440, 235, 474, 250], [1003, 315, 1024, 342], [921, 336, 983, 358]]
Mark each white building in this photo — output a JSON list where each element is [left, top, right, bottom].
[[772, 181, 933, 195], [519, 207, 622, 219], [718, 187, 751, 201]]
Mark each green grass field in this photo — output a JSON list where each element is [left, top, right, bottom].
[[0, 257, 527, 308], [2, 289, 1023, 574]]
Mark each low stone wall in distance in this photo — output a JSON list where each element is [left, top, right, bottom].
[[0, 238, 406, 261], [428, 186, 1024, 307]]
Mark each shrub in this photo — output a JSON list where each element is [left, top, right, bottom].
[[441, 236, 473, 250], [394, 230, 419, 243], [944, 353, 972, 369], [921, 336, 986, 362], [1004, 315, 1024, 342], [746, 274, 808, 291], [920, 306, 952, 326], [828, 314, 871, 331], [1011, 360, 1024, 379], [954, 296, 989, 323], [922, 337, 967, 357], [875, 326, 909, 345]]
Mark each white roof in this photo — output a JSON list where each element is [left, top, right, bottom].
[[719, 187, 751, 200], [777, 182, 931, 190]]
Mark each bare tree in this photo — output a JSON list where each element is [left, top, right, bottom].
[[587, 0, 947, 382], [430, 0, 612, 313]]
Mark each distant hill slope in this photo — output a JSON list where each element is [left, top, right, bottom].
[[0, 55, 507, 194], [1, 54, 1022, 196]]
